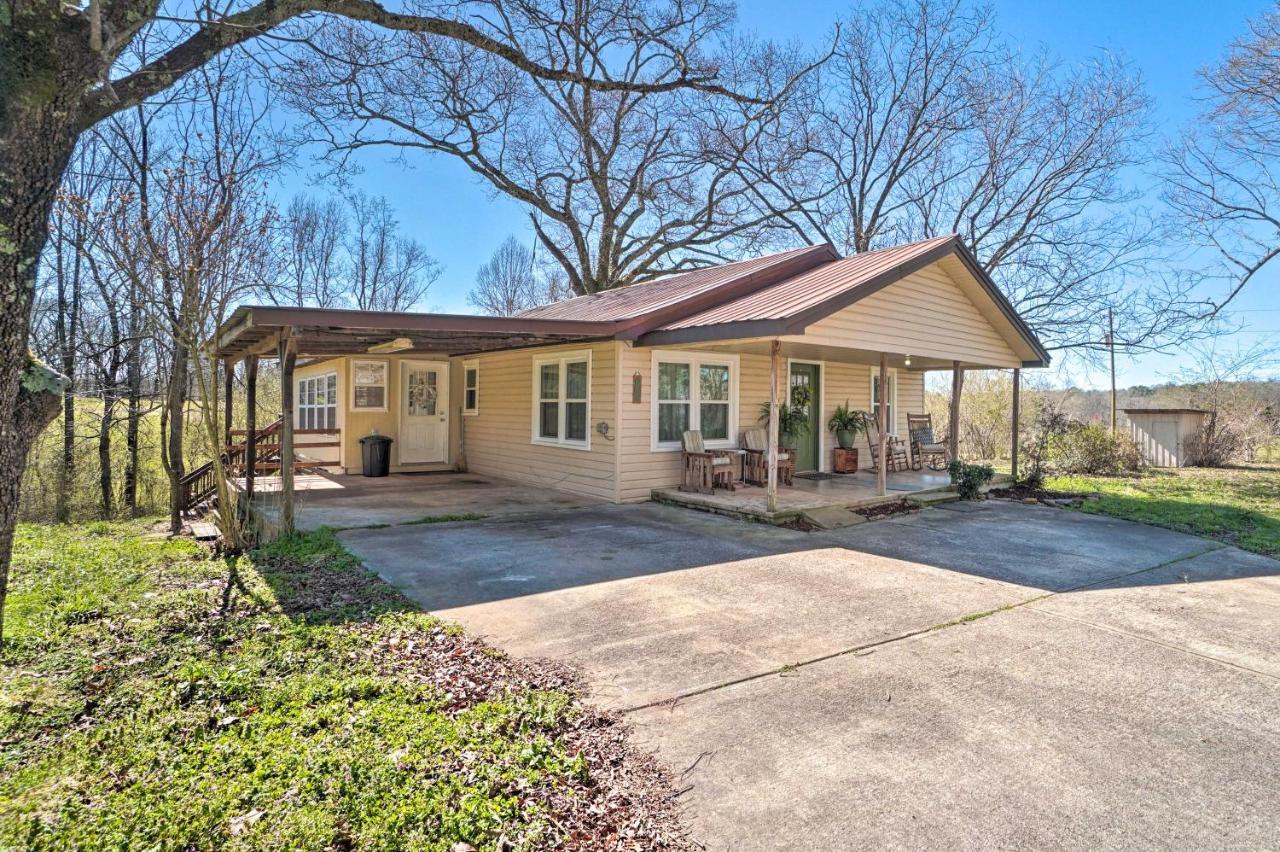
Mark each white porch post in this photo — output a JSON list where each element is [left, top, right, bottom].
[[877, 353, 888, 497], [949, 359, 964, 463], [767, 339, 781, 514], [278, 330, 297, 533], [1011, 367, 1021, 480]]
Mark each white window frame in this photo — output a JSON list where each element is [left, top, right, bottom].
[[531, 350, 592, 450], [870, 366, 899, 436], [462, 360, 479, 415], [296, 372, 338, 431], [650, 350, 740, 452], [350, 358, 389, 412]]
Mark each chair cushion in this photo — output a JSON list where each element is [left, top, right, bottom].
[[711, 456, 732, 466], [919, 442, 946, 452], [776, 452, 791, 461]]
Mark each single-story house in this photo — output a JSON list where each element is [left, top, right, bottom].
[[213, 234, 1048, 522]]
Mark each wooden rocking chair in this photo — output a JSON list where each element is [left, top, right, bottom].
[[865, 413, 911, 472], [742, 427, 795, 487], [907, 413, 949, 471], [680, 430, 737, 494]]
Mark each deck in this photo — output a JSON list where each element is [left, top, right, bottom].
[[652, 469, 982, 523]]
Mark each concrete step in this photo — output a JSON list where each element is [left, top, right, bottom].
[[800, 505, 869, 530], [906, 490, 961, 507]]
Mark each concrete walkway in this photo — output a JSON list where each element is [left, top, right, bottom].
[[341, 500, 1280, 850]]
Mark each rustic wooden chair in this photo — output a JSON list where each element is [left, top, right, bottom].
[[742, 427, 795, 487], [680, 430, 737, 494], [865, 413, 911, 472], [907, 413, 949, 471]]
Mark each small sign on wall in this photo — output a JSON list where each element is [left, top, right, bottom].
[[632, 371, 643, 404]]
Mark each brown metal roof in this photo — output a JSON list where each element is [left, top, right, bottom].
[[1121, 408, 1211, 415], [516, 244, 835, 323], [656, 236, 955, 329]]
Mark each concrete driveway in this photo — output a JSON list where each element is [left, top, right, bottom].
[[341, 500, 1280, 850]]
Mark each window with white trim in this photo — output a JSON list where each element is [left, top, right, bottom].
[[652, 352, 738, 450], [871, 367, 897, 434], [351, 359, 387, 411], [532, 352, 590, 448], [462, 361, 479, 415], [297, 372, 337, 430]]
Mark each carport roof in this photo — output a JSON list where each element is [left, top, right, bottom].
[[213, 306, 623, 359]]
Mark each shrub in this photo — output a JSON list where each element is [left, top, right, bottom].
[[1045, 422, 1141, 474], [947, 460, 994, 500]]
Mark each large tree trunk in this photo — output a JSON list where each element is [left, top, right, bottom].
[[0, 70, 85, 638]]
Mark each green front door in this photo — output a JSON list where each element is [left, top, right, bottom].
[[789, 363, 821, 472]]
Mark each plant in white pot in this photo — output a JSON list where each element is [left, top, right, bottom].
[[827, 403, 869, 450]]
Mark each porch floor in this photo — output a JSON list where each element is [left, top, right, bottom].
[[652, 469, 961, 522], [251, 471, 604, 530]]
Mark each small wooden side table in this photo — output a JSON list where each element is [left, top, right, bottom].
[[833, 447, 860, 474]]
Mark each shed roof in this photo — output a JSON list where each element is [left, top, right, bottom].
[[1121, 408, 1211, 415]]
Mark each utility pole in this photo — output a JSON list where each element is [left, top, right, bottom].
[[1107, 308, 1117, 436]]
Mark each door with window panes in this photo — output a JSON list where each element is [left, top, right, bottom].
[[400, 362, 449, 463]]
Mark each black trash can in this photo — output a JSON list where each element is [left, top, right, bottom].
[[358, 434, 393, 477]]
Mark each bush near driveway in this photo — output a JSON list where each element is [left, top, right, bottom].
[[0, 522, 688, 850], [1049, 466, 1280, 557]]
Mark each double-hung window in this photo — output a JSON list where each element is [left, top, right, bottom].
[[351, 359, 388, 411], [871, 367, 897, 434], [532, 352, 590, 448], [652, 352, 738, 450], [462, 361, 479, 415], [297, 373, 337, 430]]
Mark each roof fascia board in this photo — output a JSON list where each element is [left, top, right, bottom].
[[236, 306, 624, 337]]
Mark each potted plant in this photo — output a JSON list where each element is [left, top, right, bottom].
[[758, 384, 811, 444], [827, 403, 868, 450]]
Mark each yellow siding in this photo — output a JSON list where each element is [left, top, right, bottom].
[[294, 355, 455, 473], [616, 344, 929, 498], [458, 342, 618, 501], [796, 262, 1022, 367]]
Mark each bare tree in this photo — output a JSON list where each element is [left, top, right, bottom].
[[747, 0, 1199, 358], [1165, 4, 1280, 316], [468, 236, 546, 316], [346, 192, 440, 311], [0, 0, 742, 641], [283, 2, 809, 293], [279, 195, 348, 307]]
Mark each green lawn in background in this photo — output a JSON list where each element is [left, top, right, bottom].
[[1048, 466, 1280, 557]]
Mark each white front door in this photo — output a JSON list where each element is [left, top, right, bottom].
[[399, 361, 449, 464]]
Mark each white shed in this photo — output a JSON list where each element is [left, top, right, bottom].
[[1122, 408, 1210, 467]]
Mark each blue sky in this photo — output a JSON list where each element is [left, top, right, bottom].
[[275, 0, 1279, 390]]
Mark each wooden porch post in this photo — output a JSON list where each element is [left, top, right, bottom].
[[767, 339, 781, 514], [245, 354, 258, 499], [278, 332, 297, 533], [877, 353, 888, 497], [1011, 367, 1021, 480], [949, 360, 964, 463], [222, 359, 234, 450]]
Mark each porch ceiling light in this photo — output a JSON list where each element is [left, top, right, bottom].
[[904, 354, 912, 366], [368, 337, 413, 354]]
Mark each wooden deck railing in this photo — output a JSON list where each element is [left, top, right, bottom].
[[179, 418, 345, 512]]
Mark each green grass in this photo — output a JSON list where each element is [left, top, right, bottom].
[[0, 522, 589, 850], [400, 513, 488, 526], [1047, 466, 1280, 557]]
